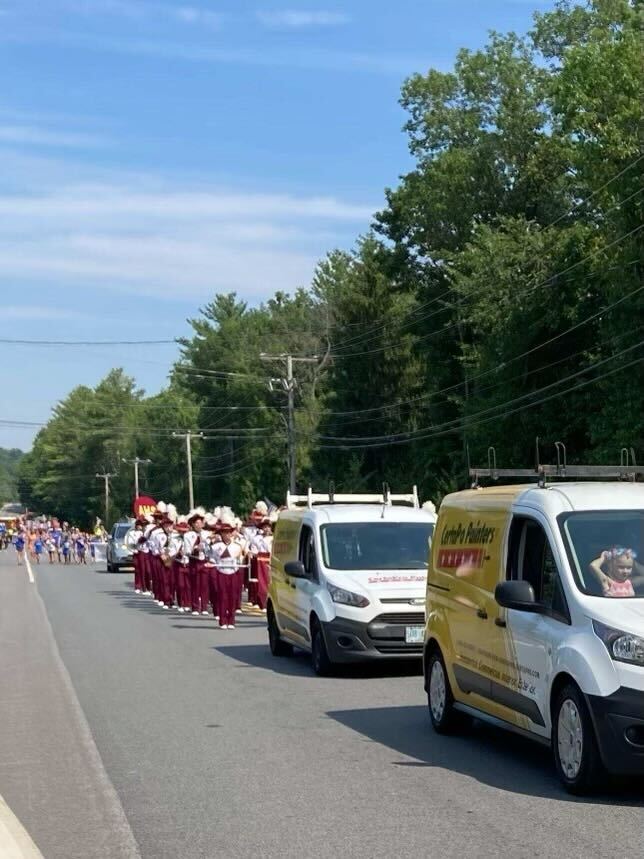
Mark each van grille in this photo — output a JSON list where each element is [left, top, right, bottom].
[[371, 612, 425, 626], [374, 644, 423, 655]]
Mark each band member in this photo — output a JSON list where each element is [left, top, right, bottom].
[[158, 505, 177, 608], [148, 506, 167, 604], [249, 516, 274, 611], [204, 513, 220, 620], [126, 518, 145, 593], [141, 513, 158, 596], [169, 516, 191, 612], [184, 508, 208, 615], [210, 513, 246, 628]]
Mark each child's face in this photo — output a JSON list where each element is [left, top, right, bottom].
[[610, 554, 633, 582]]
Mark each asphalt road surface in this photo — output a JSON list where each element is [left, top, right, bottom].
[[1, 549, 642, 859]]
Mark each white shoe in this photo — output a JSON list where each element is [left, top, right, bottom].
[[163, 605, 169, 610], [213, 616, 219, 621], [157, 600, 163, 606], [261, 608, 267, 613], [235, 609, 242, 615], [177, 607, 184, 613], [228, 625, 235, 630], [135, 589, 141, 594], [201, 611, 209, 616], [192, 611, 199, 616]]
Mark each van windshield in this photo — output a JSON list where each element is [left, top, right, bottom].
[[320, 522, 434, 571], [560, 511, 644, 598], [113, 524, 131, 540]]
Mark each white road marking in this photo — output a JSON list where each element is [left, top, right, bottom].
[[24, 554, 35, 584], [0, 794, 44, 858]]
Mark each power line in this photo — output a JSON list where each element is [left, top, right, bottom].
[[0, 338, 176, 346], [314, 343, 643, 448], [330, 223, 643, 359], [317, 281, 644, 418], [326, 159, 644, 353]]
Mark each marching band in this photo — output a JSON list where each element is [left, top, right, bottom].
[[128, 500, 276, 629]]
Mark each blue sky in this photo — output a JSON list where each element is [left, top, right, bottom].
[[0, 0, 555, 451]]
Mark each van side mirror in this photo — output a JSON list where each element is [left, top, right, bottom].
[[495, 580, 539, 613], [284, 560, 307, 579]]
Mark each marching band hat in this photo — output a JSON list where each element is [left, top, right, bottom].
[[187, 506, 206, 525]]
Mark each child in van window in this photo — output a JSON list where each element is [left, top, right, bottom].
[[589, 548, 644, 597]]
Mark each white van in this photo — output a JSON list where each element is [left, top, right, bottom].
[[424, 468, 644, 793], [267, 488, 436, 675]]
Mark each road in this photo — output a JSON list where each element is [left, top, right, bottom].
[[0, 549, 642, 859]]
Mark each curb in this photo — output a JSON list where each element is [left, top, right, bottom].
[[0, 795, 44, 859]]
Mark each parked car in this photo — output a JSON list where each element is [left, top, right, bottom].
[[106, 520, 134, 572]]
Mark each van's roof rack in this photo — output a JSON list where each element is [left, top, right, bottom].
[[286, 482, 419, 510], [469, 441, 642, 488]]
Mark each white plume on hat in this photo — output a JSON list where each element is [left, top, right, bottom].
[[254, 500, 268, 516], [422, 500, 436, 514], [204, 512, 217, 526], [269, 511, 278, 524], [166, 503, 178, 523], [177, 515, 188, 525], [213, 506, 222, 518], [157, 500, 167, 514], [219, 506, 234, 520], [220, 510, 236, 529]]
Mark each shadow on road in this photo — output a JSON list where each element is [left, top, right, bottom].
[[215, 643, 423, 679], [327, 704, 644, 806]]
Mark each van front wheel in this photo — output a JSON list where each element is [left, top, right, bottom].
[[427, 650, 459, 733], [552, 683, 602, 794], [311, 618, 333, 677]]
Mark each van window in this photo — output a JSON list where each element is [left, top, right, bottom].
[[299, 525, 318, 580], [508, 518, 569, 622], [559, 510, 644, 599], [320, 522, 433, 571], [112, 524, 130, 540]]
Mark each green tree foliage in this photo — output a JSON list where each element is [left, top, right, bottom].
[[0, 448, 23, 505]]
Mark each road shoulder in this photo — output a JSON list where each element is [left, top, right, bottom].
[[0, 554, 140, 859]]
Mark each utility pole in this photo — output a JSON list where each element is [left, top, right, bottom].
[[260, 353, 320, 494], [95, 471, 114, 529], [122, 457, 151, 498], [172, 431, 204, 510]]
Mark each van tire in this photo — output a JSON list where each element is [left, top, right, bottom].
[[427, 649, 460, 734], [267, 605, 293, 657], [552, 683, 602, 795], [311, 618, 333, 677]]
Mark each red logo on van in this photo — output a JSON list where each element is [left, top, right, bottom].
[[437, 548, 484, 569]]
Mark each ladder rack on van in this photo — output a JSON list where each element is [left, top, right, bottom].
[[286, 484, 420, 510], [469, 442, 641, 487]]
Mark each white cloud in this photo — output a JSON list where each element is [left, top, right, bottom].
[[0, 305, 91, 321], [0, 124, 105, 148], [256, 9, 350, 30], [62, 0, 223, 29], [0, 155, 375, 302]]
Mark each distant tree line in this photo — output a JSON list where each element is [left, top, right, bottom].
[[19, 1, 643, 525]]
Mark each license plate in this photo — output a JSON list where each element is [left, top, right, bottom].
[[405, 625, 424, 644]]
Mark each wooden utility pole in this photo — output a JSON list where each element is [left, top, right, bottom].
[[172, 432, 204, 509], [260, 353, 320, 494], [122, 457, 151, 498], [95, 471, 114, 528]]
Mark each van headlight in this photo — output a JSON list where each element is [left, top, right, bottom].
[[593, 621, 644, 666], [327, 584, 370, 608]]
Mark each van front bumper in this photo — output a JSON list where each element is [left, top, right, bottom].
[[321, 615, 424, 663], [586, 686, 644, 776]]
